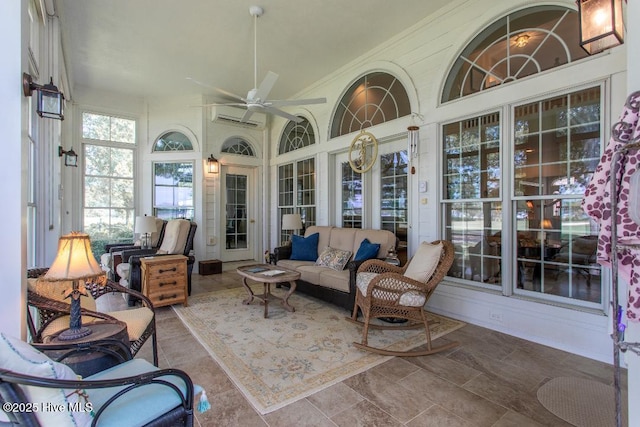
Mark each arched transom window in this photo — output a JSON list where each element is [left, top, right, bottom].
[[331, 72, 411, 138], [221, 137, 255, 157], [442, 6, 587, 103], [152, 131, 194, 152], [278, 117, 316, 154]]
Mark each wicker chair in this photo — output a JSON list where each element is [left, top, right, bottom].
[[27, 268, 158, 366], [0, 335, 195, 427], [348, 240, 458, 357]]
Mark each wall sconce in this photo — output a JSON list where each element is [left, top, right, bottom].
[[23, 73, 65, 120], [59, 146, 78, 167], [578, 0, 624, 55], [207, 155, 219, 174]]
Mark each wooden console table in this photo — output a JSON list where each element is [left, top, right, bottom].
[[141, 255, 188, 308]]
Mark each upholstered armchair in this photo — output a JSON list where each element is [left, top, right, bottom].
[[0, 333, 198, 427], [100, 217, 167, 282], [27, 268, 158, 366], [116, 219, 197, 298]]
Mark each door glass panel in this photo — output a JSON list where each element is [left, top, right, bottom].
[[380, 151, 408, 254], [226, 174, 248, 249], [342, 162, 362, 228]]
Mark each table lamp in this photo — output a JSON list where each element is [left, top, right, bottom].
[[539, 219, 553, 243], [282, 213, 303, 245], [135, 215, 157, 250], [43, 232, 103, 340]]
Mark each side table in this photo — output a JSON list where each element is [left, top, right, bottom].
[[37, 320, 129, 377], [141, 255, 189, 308]]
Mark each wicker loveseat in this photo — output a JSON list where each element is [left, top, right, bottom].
[[273, 226, 396, 311]]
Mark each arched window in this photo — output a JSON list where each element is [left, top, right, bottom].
[[221, 137, 255, 157], [331, 72, 411, 138], [278, 117, 315, 154], [442, 6, 587, 102], [152, 131, 193, 152]]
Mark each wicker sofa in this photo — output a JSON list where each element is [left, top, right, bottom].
[[273, 226, 396, 311]]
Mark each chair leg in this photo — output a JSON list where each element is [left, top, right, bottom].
[[421, 309, 432, 351], [152, 331, 159, 367]]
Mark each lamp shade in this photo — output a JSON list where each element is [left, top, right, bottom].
[[134, 216, 157, 234], [44, 232, 102, 281], [541, 219, 553, 230], [282, 213, 302, 231]]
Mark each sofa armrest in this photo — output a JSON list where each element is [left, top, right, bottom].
[[274, 245, 292, 262]]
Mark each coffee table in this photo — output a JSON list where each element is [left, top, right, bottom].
[[236, 264, 300, 318]]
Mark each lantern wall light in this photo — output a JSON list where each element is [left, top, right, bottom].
[[207, 155, 220, 174], [578, 0, 625, 55], [22, 73, 65, 120], [58, 146, 78, 167]]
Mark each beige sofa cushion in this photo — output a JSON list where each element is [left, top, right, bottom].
[[303, 226, 334, 256], [327, 228, 358, 253], [354, 229, 396, 258]]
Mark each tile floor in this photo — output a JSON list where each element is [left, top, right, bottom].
[[124, 264, 627, 427]]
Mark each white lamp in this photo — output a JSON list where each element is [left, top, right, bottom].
[[43, 232, 103, 340], [135, 216, 157, 250], [282, 213, 303, 241]]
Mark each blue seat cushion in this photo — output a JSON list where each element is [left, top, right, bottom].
[[290, 232, 319, 261], [86, 359, 192, 427], [354, 238, 381, 261]]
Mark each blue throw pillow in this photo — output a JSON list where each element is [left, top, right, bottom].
[[354, 238, 381, 261], [290, 233, 320, 261]]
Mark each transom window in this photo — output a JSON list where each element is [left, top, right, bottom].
[[442, 6, 587, 102], [153, 131, 193, 152], [279, 117, 315, 154], [331, 72, 411, 137], [221, 137, 255, 156]]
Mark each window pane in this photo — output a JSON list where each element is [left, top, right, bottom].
[[513, 87, 601, 304], [111, 117, 136, 143], [153, 162, 194, 220], [82, 113, 110, 140]]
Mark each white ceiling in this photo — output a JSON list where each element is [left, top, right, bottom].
[[56, 0, 452, 102]]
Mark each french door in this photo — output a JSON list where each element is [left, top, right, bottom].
[[221, 166, 256, 262]]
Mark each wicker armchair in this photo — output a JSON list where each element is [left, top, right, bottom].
[[27, 268, 158, 366], [348, 240, 458, 357]]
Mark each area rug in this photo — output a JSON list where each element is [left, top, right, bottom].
[[173, 287, 464, 414], [537, 377, 625, 427]]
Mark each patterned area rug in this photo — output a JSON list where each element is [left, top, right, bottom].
[[173, 287, 464, 414], [537, 377, 626, 427]]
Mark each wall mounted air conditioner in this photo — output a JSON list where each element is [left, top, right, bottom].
[[211, 105, 267, 129]]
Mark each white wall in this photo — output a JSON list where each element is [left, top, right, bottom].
[[0, 0, 27, 339]]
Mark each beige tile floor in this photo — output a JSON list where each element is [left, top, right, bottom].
[[125, 265, 627, 427]]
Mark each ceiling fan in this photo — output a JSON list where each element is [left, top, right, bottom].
[[192, 5, 326, 124]]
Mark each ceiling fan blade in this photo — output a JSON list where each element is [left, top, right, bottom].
[[240, 109, 255, 123], [262, 105, 303, 123], [212, 87, 246, 103], [254, 71, 279, 101], [269, 97, 327, 107], [190, 102, 247, 108], [186, 77, 246, 102]]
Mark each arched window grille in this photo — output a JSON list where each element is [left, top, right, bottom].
[[331, 72, 411, 138], [221, 137, 255, 157], [278, 117, 316, 154], [442, 6, 587, 103], [152, 131, 193, 152]]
